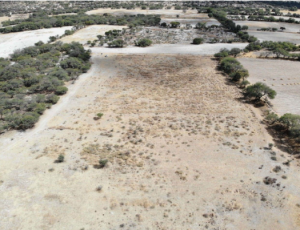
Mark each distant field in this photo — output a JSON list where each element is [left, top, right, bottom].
[[86, 7, 208, 19], [59, 25, 127, 44], [234, 20, 300, 33], [247, 31, 300, 44], [0, 26, 72, 58], [0, 14, 29, 27], [238, 57, 300, 115]]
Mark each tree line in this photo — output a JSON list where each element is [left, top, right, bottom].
[[0, 42, 91, 133], [0, 13, 161, 34]]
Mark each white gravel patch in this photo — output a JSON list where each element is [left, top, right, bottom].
[[90, 43, 248, 55], [0, 27, 72, 58]]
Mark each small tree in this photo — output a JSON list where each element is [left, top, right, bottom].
[[244, 82, 276, 101], [193, 38, 204, 45]]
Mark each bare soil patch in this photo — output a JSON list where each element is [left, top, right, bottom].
[[234, 20, 300, 33], [247, 30, 300, 44], [238, 57, 300, 115]]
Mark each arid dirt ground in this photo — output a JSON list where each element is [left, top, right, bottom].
[[1, 52, 300, 230], [238, 57, 300, 116]]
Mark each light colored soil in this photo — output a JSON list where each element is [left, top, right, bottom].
[[247, 30, 300, 44], [238, 57, 300, 115], [59, 25, 127, 44], [86, 7, 208, 19], [0, 26, 72, 58], [234, 20, 300, 33], [0, 53, 300, 230], [89, 43, 248, 55], [0, 14, 29, 27]]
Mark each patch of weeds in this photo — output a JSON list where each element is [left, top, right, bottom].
[[99, 159, 108, 168]]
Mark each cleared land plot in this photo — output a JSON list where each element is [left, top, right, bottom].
[[161, 18, 220, 27], [247, 30, 300, 44], [234, 20, 300, 33], [0, 26, 72, 58], [0, 14, 29, 27], [238, 57, 300, 115], [86, 7, 208, 19], [90, 43, 248, 55], [59, 25, 127, 44], [121, 27, 236, 45], [0, 54, 299, 229]]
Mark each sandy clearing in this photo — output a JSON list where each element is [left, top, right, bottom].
[[0, 26, 72, 58], [247, 30, 300, 44], [0, 53, 300, 229], [86, 7, 208, 19], [89, 43, 248, 55], [238, 57, 300, 115], [234, 20, 300, 33], [59, 25, 127, 44]]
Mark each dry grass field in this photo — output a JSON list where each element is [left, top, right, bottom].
[[0, 14, 29, 27], [238, 57, 300, 115], [0, 53, 300, 230]]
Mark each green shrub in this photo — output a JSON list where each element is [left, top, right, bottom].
[[135, 38, 152, 47], [55, 86, 68, 95], [193, 38, 204, 45], [57, 154, 64, 163], [99, 159, 108, 168], [97, 113, 103, 118]]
